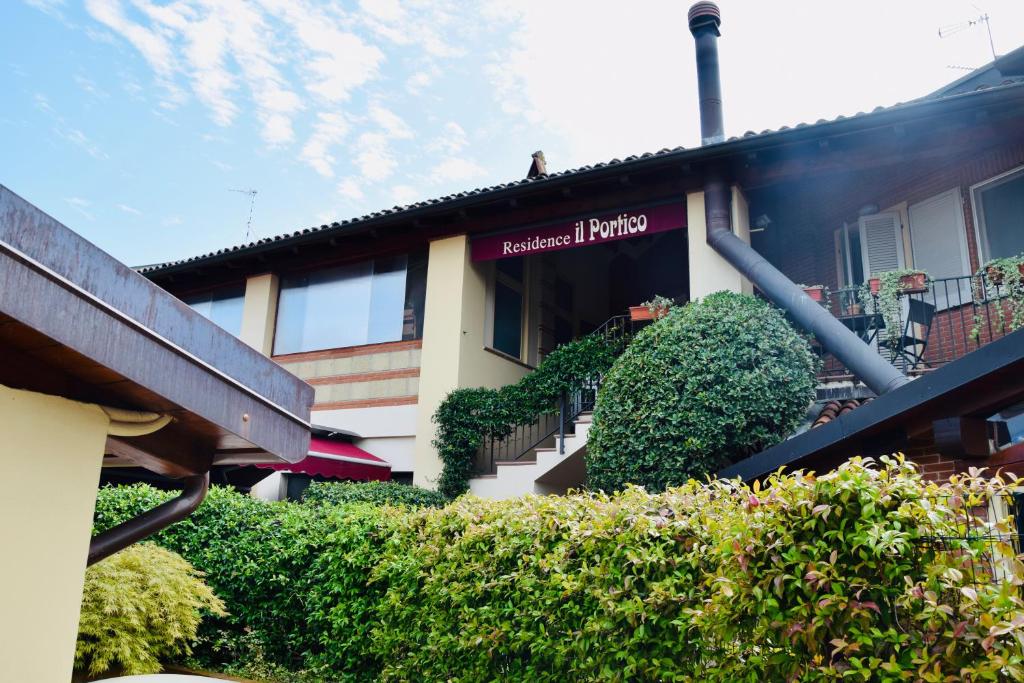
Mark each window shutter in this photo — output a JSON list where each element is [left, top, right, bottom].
[[909, 190, 972, 309], [858, 211, 904, 277]]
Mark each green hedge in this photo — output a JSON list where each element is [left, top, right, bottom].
[[302, 480, 446, 508], [433, 332, 620, 498], [76, 543, 225, 677], [94, 459, 1024, 681], [587, 291, 817, 492], [93, 485, 344, 670]]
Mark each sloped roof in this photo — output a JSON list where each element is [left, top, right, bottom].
[[139, 76, 1024, 276]]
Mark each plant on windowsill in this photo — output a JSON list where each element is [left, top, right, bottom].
[[970, 254, 1024, 341], [861, 269, 929, 347], [629, 294, 676, 321]]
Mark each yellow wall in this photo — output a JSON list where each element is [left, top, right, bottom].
[[0, 384, 109, 683], [413, 235, 530, 488], [239, 273, 280, 356], [687, 188, 752, 300]]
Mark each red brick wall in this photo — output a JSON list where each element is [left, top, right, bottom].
[[904, 449, 960, 483]]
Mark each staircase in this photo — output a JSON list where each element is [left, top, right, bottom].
[[468, 412, 594, 500]]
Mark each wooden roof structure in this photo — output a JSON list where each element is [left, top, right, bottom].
[[0, 185, 313, 479]]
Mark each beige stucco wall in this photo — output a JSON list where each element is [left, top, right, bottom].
[[413, 234, 530, 488], [687, 187, 753, 300], [239, 273, 280, 356], [0, 384, 109, 683]]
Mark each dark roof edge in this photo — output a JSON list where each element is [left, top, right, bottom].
[[142, 79, 1024, 278], [718, 328, 1024, 481]]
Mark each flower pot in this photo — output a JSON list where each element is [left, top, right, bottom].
[[898, 272, 927, 294], [845, 303, 863, 316], [629, 305, 668, 321], [802, 285, 825, 303], [986, 266, 1004, 285], [868, 278, 881, 296]]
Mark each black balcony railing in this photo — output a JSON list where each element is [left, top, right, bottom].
[[817, 273, 1021, 383]]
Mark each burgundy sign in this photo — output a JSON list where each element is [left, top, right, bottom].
[[471, 202, 686, 261]]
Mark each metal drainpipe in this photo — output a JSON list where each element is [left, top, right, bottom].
[[88, 472, 209, 565], [688, 3, 909, 397]]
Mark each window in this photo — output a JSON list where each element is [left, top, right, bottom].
[[491, 257, 525, 358], [835, 222, 865, 287], [183, 284, 245, 336], [973, 167, 1024, 262], [273, 252, 427, 355]]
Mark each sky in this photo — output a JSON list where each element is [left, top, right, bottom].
[[3, 0, 1024, 267]]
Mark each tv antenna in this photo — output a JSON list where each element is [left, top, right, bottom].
[[229, 188, 258, 241], [938, 6, 997, 62]]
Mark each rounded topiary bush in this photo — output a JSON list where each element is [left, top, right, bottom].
[[586, 290, 816, 492]]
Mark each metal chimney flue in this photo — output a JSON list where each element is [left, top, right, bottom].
[[686, 1, 910, 398], [688, 1, 724, 145]]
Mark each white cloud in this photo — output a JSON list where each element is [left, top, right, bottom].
[[162, 216, 183, 226], [359, 0, 404, 24], [64, 197, 95, 221], [74, 74, 108, 98], [368, 104, 413, 140], [116, 203, 142, 215], [34, 93, 108, 159], [337, 177, 365, 201], [427, 121, 469, 155], [355, 132, 398, 182], [430, 157, 486, 183], [300, 112, 350, 177], [209, 159, 233, 171], [390, 184, 421, 206]]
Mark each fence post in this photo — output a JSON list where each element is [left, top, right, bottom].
[[559, 391, 566, 455]]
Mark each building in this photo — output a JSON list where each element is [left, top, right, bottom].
[[0, 186, 312, 682], [141, 6, 1024, 497]]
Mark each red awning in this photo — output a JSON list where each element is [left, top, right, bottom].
[[255, 437, 391, 481]]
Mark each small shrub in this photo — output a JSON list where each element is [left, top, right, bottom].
[[303, 480, 447, 508], [586, 291, 817, 492], [76, 543, 225, 677]]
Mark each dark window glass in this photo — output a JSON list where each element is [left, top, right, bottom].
[[554, 315, 573, 348], [183, 284, 245, 336], [555, 278, 573, 311], [493, 280, 522, 357], [403, 251, 428, 341], [496, 256, 524, 282], [979, 172, 1024, 260]]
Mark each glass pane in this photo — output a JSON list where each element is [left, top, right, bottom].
[[982, 173, 1024, 260], [183, 284, 244, 336], [368, 255, 408, 344], [847, 226, 864, 285], [496, 256, 524, 283], [403, 251, 428, 340], [274, 262, 374, 354], [493, 281, 522, 358]]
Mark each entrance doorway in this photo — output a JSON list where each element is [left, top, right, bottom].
[[483, 228, 689, 364]]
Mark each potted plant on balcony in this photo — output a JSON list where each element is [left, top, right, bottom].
[[801, 284, 825, 302], [971, 254, 1024, 339], [630, 294, 675, 321], [862, 269, 929, 346]]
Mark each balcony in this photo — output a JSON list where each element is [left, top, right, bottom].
[[815, 273, 1021, 386]]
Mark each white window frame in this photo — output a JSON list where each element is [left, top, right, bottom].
[[970, 164, 1024, 264]]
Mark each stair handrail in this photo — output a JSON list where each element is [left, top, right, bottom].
[[476, 313, 635, 473]]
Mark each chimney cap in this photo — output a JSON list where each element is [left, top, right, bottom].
[[688, 1, 721, 34]]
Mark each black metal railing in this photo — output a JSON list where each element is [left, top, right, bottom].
[[473, 314, 636, 475], [817, 273, 1020, 382]]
